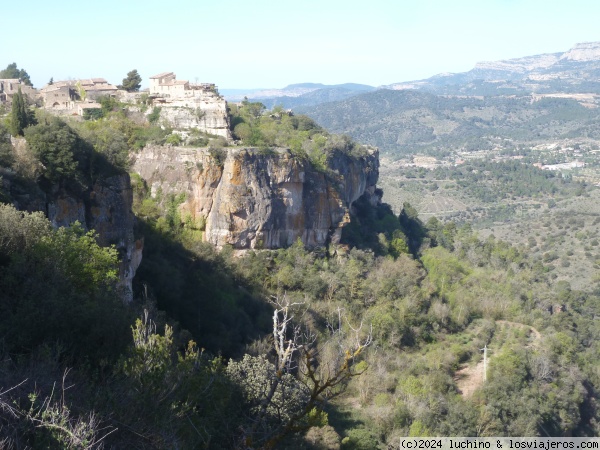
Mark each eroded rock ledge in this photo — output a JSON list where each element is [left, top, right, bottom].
[[132, 145, 379, 249]]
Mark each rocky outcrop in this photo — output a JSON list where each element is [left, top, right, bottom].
[[157, 102, 232, 140], [132, 145, 379, 249], [470, 42, 600, 79], [7, 173, 140, 302], [473, 53, 561, 75], [152, 95, 232, 140], [385, 41, 600, 94], [561, 41, 600, 62]]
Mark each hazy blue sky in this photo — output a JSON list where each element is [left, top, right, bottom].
[[4, 0, 599, 89]]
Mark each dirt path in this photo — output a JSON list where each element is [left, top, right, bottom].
[[455, 359, 485, 397], [454, 320, 541, 397], [495, 320, 541, 341]]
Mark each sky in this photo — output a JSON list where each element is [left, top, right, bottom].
[[3, 0, 600, 90]]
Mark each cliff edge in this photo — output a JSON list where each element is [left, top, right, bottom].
[[132, 145, 379, 249]]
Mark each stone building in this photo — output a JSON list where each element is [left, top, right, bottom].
[[0, 79, 38, 105], [40, 78, 118, 111], [77, 78, 118, 101], [149, 72, 179, 96], [41, 83, 76, 110], [148, 72, 231, 140], [149, 72, 217, 98]]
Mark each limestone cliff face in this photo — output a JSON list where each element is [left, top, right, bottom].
[[153, 95, 232, 140], [561, 41, 600, 62], [132, 145, 379, 249], [8, 173, 141, 301]]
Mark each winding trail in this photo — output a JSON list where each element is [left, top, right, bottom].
[[495, 320, 541, 341], [454, 320, 541, 397]]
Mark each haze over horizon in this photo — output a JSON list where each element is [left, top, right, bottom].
[[4, 0, 600, 90]]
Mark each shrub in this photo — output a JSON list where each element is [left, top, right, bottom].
[[24, 116, 85, 183], [0, 206, 130, 363], [165, 133, 181, 146], [147, 106, 161, 124], [82, 108, 103, 121]]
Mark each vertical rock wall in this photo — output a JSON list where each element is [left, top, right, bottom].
[[132, 145, 379, 249]]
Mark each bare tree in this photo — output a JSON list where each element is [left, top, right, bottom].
[[236, 294, 372, 449]]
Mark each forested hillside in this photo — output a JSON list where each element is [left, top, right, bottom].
[[0, 97, 599, 449], [299, 90, 600, 157]]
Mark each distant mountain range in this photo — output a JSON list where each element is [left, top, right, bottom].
[[384, 41, 600, 96], [294, 41, 600, 157], [224, 42, 600, 108], [222, 83, 376, 108]]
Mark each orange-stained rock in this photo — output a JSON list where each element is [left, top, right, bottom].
[[132, 145, 379, 249]]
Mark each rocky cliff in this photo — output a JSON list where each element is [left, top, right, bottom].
[[385, 41, 600, 94], [152, 94, 232, 140], [5, 171, 141, 301], [560, 41, 600, 62], [132, 145, 379, 249], [471, 41, 600, 80], [157, 101, 232, 140]]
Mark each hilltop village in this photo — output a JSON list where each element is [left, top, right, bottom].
[[0, 72, 231, 139]]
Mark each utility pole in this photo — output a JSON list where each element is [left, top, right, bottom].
[[481, 345, 488, 383]]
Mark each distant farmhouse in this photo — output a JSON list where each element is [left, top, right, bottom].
[[0, 79, 37, 105]]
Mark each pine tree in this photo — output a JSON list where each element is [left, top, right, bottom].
[[0, 63, 32, 86], [10, 88, 29, 137], [119, 69, 142, 92]]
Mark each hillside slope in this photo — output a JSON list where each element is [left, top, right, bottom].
[[299, 89, 600, 157], [386, 41, 600, 95]]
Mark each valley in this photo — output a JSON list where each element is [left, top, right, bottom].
[[375, 134, 600, 291], [293, 42, 600, 293], [1, 41, 600, 448]]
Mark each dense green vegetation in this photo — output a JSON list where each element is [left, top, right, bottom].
[[299, 90, 600, 157], [0, 98, 599, 448], [230, 100, 369, 169], [1, 192, 599, 447], [430, 160, 582, 203], [128, 188, 600, 445]]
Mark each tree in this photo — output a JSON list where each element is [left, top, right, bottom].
[[228, 295, 372, 448], [0, 206, 128, 364], [399, 202, 426, 253], [0, 62, 32, 86], [119, 69, 142, 92], [10, 87, 30, 136], [24, 117, 84, 182], [0, 123, 14, 167]]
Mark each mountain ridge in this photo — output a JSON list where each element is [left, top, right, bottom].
[[385, 41, 600, 95]]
